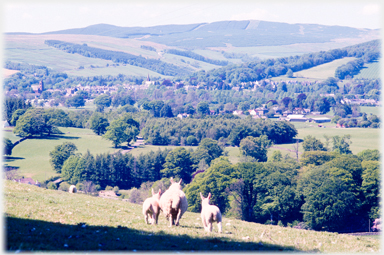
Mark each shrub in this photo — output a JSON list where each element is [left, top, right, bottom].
[[47, 182, 57, 190], [58, 182, 70, 192], [76, 183, 84, 192], [105, 185, 113, 191], [113, 186, 119, 193]]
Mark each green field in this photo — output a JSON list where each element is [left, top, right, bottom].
[[293, 57, 357, 80], [4, 120, 380, 183], [354, 59, 381, 79], [360, 106, 382, 116], [5, 180, 380, 252], [4, 127, 119, 181]]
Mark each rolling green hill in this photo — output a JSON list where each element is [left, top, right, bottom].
[[37, 21, 377, 48], [5, 20, 379, 77], [4, 181, 380, 252]]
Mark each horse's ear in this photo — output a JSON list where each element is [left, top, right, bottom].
[[200, 192, 204, 200], [208, 193, 211, 199], [158, 189, 162, 195], [170, 177, 174, 184], [178, 178, 182, 184]]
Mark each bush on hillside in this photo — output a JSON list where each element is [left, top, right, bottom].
[[58, 182, 70, 192], [47, 182, 57, 190]]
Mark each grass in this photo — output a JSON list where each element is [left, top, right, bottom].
[[292, 57, 357, 80], [3, 127, 119, 182], [4, 180, 381, 252], [6, 121, 379, 182], [354, 59, 381, 79], [360, 106, 382, 116], [292, 122, 381, 154]]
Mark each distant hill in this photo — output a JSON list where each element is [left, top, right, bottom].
[[32, 20, 378, 48]]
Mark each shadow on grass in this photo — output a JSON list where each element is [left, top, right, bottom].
[[3, 156, 25, 163], [5, 217, 310, 252], [30, 135, 80, 141]]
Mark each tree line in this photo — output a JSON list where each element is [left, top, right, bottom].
[[140, 116, 297, 146], [165, 49, 228, 66], [180, 39, 380, 88], [44, 40, 191, 76]]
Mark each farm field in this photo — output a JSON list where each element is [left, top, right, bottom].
[[354, 59, 381, 79], [360, 106, 382, 116], [5, 180, 380, 252], [292, 122, 380, 154], [293, 57, 356, 80], [4, 127, 118, 182], [5, 121, 380, 183]]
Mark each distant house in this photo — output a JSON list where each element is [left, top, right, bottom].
[[177, 113, 190, 119], [233, 110, 243, 116], [282, 110, 293, 117], [286, 114, 308, 122], [311, 117, 331, 123]]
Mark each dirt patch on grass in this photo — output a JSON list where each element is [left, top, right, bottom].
[[3, 68, 19, 78]]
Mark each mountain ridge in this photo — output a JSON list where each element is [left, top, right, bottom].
[[7, 20, 377, 48]]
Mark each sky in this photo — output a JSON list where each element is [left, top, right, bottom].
[[2, 0, 382, 33]]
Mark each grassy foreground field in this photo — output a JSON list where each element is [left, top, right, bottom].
[[4, 181, 380, 252]]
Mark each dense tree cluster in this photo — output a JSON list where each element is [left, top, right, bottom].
[[54, 138, 224, 189], [183, 148, 380, 232], [141, 117, 297, 146], [165, 49, 228, 66]]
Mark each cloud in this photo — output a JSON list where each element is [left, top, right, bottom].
[[362, 4, 380, 15], [230, 8, 278, 21]]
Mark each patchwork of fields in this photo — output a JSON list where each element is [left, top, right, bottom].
[[4, 122, 380, 183]]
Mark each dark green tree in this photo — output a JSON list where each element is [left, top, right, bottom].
[[357, 149, 380, 161], [239, 135, 271, 162], [192, 138, 223, 166], [196, 101, 210, 116], [13, 109, 58, 137], [161, 147, 195, 183], [332, 134, 352, 154], [298, 165, 360, 231], [300, 151, 338, 166], [89, 113, 109, 135], [49, 142, 78, 173], [102, 119, 129, 148], [66, 95, 85, 108], [302, 135, 327, 151], [10, 109, 26, 126], [61, 155, 85, 184], [184, 157, 236, 214], [94, 94, 112, 111], [361, 160, 381, 219], [160, 104, 174, 117]]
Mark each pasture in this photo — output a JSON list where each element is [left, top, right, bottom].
[[5, 180, 380, 252], [4, 127, 118, 182], [360, 106, 381, 116], [292, 57, 357, 80], [5, 121, 380, 182], [354, 59, 381, 79]]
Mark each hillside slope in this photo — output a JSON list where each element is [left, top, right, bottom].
[[38, 21, 378, 48], [4, 181, 380, 252]]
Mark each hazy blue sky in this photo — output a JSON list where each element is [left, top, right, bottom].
[[3, 1, 382, 33]]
